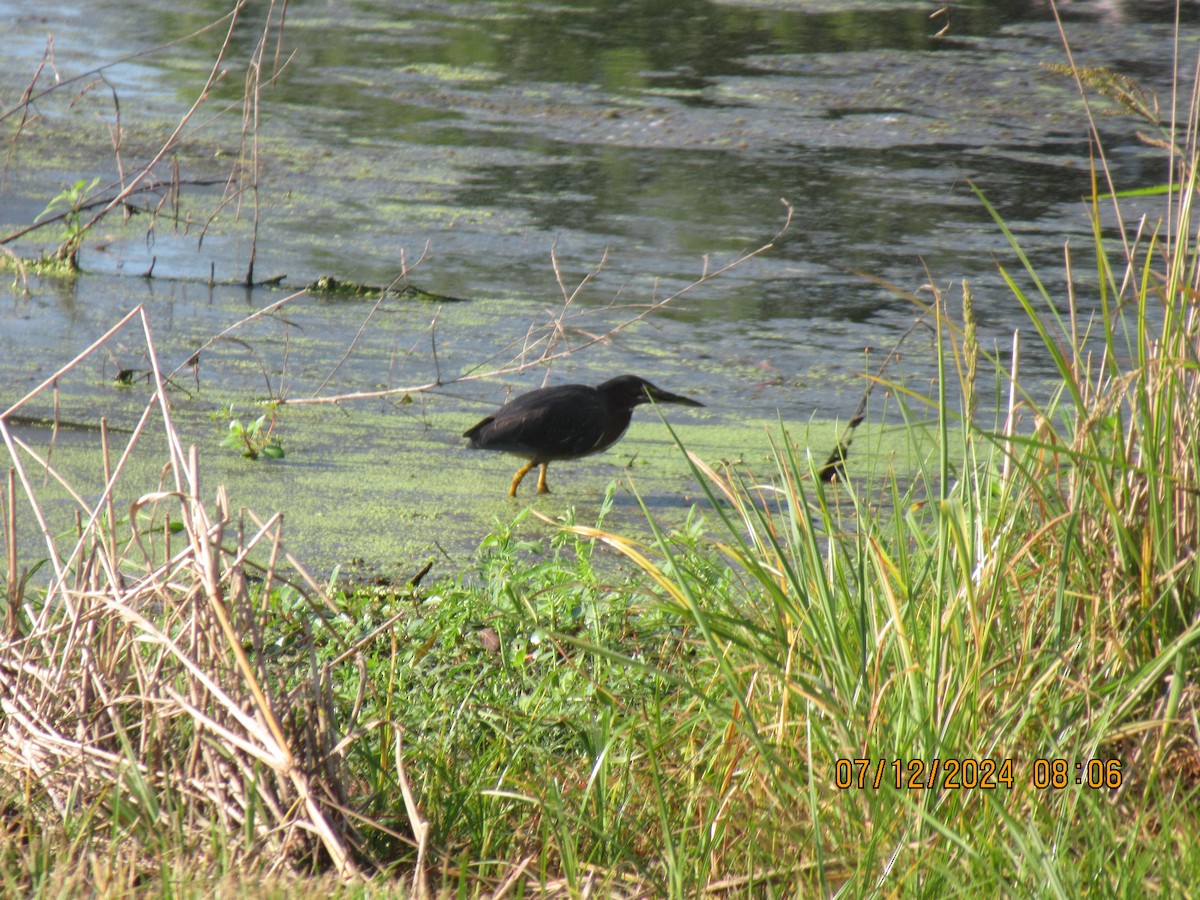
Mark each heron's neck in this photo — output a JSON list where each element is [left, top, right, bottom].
[[596, 407, 634, 451]]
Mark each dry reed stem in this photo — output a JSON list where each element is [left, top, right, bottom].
[[393, 726, 430, 899]]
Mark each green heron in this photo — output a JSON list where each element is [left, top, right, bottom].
[[463, 374, 704, 496]]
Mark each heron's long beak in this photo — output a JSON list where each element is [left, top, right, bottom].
[[645, 385, 704, 407]]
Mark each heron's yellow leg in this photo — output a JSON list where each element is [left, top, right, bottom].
[[509, 462, 536, 497], [536, 463, 550, 494]]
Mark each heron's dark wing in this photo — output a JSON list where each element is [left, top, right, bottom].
[[464, 385, 609, 461]]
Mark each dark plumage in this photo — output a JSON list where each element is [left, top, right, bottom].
[[463, 374, 704, 496]]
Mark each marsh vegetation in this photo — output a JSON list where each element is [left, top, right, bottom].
[[2, 1, 1199, 897]]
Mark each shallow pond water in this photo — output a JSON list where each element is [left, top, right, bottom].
[[1, 0, 1194, 576]]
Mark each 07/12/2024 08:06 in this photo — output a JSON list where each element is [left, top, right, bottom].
[[834, 758, 1125, 791]]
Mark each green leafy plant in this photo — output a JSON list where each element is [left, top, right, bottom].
[[36, 176, 102, 269], [217, 403, 285, 459]]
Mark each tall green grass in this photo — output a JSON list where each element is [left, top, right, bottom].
[[560, 104, 1200, 899]]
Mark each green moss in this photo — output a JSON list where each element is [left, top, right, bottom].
[[1, 254, 82, 278], [303, 277, 473, 304], [399, 62, 501, 84], [5, 390, 884, 583]]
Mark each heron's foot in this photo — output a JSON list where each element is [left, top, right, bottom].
[[509, 462, 536, 497]]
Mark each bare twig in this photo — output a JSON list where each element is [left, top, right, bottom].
[[284, 200, 795, 408]]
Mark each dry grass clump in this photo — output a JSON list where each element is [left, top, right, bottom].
[[0, 308, 382, 886]]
